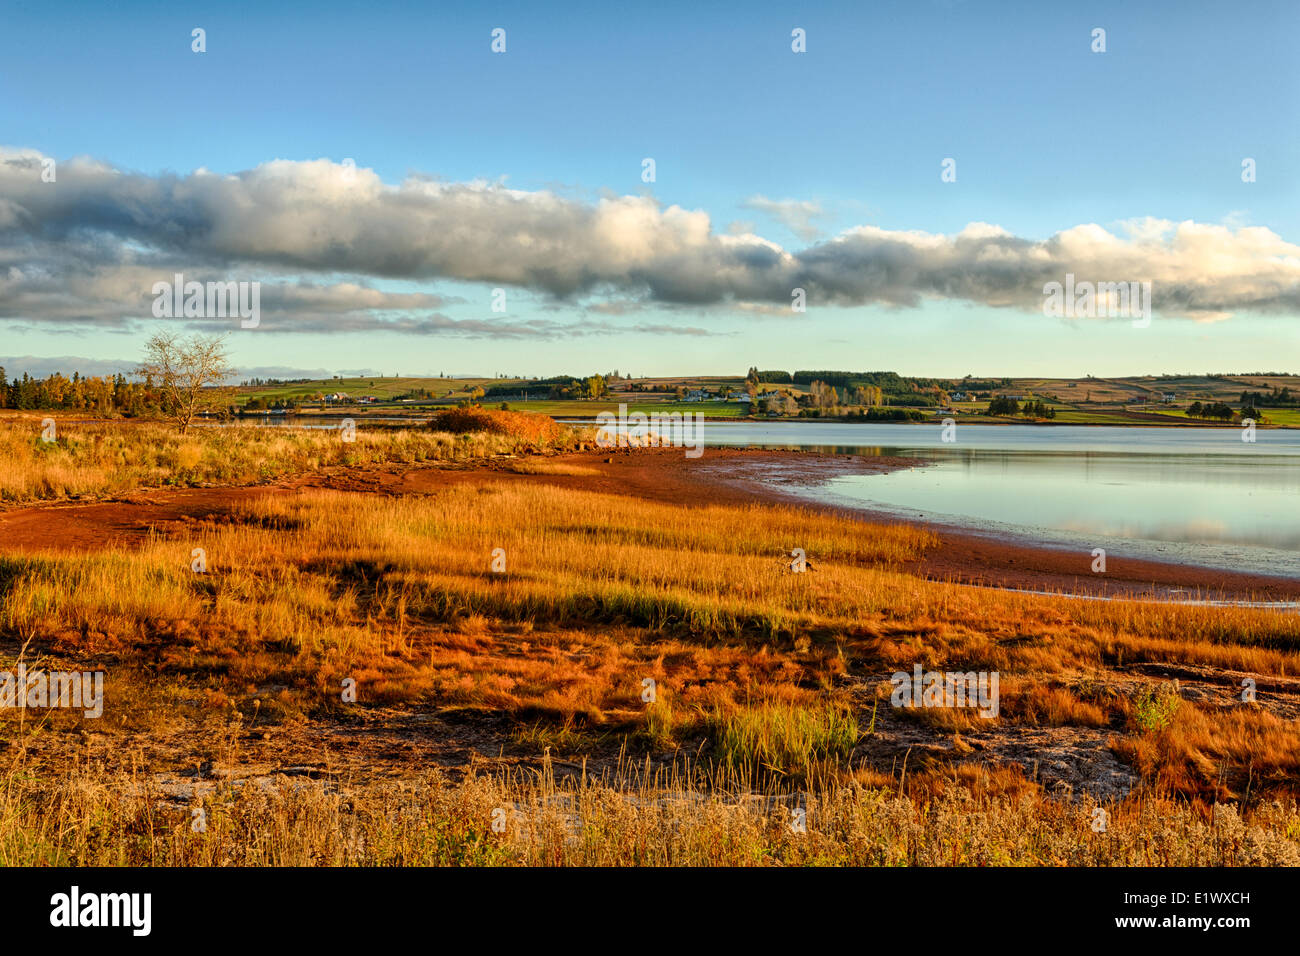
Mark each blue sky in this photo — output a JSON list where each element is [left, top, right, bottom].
[[1, 0, 1297, 379]]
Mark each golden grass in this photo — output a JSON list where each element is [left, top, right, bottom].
[[1, 760, 1297, 866], [0, 414, 582, 503], [706, 701, 859, 780], [3, 479, 1298, 808], [502, 461, 603, 476]]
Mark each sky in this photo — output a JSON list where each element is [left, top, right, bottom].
[[1, 0, 1297, 380]]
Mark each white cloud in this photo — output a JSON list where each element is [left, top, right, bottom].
[[2, 149, 1298, 330], [740, 195, 827, 240]]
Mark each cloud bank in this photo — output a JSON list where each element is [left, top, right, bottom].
[[2, 148, 1298, 334]]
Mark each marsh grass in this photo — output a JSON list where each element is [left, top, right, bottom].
[[3, 478, 1298, 805], [0, 415, 581, 502], [707, 700, 859, 781], [1, 755, 1297, 866], [3, 402, 1300, 871]]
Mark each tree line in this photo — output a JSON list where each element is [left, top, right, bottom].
[[3, 333, 234, 433], [986, 397, 1056, 419], [1239, 388, 1296, 407], [0, 367, 166, 415], [1187, 401, 1239, 421]]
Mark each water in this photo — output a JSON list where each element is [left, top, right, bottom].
[[219, 415, 1299, 577], [220, 415, 428, 427], [699, 422, 1300, 578]]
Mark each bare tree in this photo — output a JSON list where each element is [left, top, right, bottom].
[[137, 332, 235, 433]]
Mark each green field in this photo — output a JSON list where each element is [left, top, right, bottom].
[[241, 375, 501, 404], [1050, 408, 1177, 425], [1256, 407, 1300, 426], [233, 372, 1300, 427], [506, 400, 751, 419]]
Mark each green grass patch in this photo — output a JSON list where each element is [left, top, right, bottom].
[[707, 701, 859, 780]]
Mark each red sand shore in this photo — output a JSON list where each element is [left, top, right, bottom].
[[2, 446, 1297, 603]]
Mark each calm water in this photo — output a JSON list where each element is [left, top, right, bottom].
[[230, 415, 1300, 576], [700, 423, 1300, 578]]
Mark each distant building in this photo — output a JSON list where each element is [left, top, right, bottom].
[[684, 389, 710, 402], [1162, 393, 1176, 403]]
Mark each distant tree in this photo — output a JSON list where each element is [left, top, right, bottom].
[[986, 397, 1020, 416], [761, 391, 800, 416], [137, 332, 235, 433], [807, 380, 839, 409], [1187, 401, 1235, 421]]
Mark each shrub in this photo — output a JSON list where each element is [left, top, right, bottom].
[[1133, 682, 1182, 734], [428, 406, 564, 445]]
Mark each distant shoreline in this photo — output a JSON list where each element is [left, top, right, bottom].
[[5, 408, 1295, 430]]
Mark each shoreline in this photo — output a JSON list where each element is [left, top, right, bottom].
[[2, 445, 1297, 603], [8, 410, 1294, 430], [503, 447, 1300, 603]]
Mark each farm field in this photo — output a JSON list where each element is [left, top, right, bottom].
[[222, 371, 1300, 435], [509, 399, 751, 418], [1256, 407, 1300, 427], [239, 375, 505, 405]]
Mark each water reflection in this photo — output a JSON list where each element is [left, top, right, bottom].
[[700, 423, 1300, 576]]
